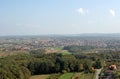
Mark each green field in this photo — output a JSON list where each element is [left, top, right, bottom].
[[79, 72, 85, 79], [72, 72, 94, 79], [59, 73, 74, 79], [53, 47, 71, 55], [48, 74, 61, 79], [54, 47, 63, 50], [29, 72, 95, 79], [72, 73, 81, 79], [60, 50, 71, 55], [84, 73, 92, 79]]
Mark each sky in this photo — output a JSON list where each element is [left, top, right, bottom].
[[0, 0, 120, 35]]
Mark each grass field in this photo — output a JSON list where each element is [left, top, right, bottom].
[[72, 72, 93, 79], [29, 72, 95, 79], [54, 47, 71, 55], [84, 73, 92, 79], [93, 70, 97, 79], [72, 73, 81, 79], [59, 73, 74, 79], [54, 47, 63, 50], [48, 74, 61, 79], [30, 75, 50, 79], [60, 50, 71, 55], [46, 47, 71, 55], [79, 72, 85, 79]]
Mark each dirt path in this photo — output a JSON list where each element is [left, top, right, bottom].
[[95, 69, 101, 79], [30, 75, 50, 79]]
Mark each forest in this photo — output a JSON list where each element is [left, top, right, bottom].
[[1, 46, 120, 79], [0, 48, 104, 79]]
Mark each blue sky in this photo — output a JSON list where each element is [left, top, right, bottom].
[[0, 0, 120, 35]]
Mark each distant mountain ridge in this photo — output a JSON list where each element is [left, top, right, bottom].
[[1, 33, 120, 37]]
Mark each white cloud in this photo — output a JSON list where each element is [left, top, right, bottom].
[[76, 8, 89, 15], [109, 9, 115, 16]]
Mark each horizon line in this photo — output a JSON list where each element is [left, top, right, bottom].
[[1, 33, 120, 37]]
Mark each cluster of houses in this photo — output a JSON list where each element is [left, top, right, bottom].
[[0, 36, 120, 52]]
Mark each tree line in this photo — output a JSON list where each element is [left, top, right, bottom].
[[1, 49, 112, 79]]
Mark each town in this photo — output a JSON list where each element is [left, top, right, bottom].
[[1, 35, 120, 52]]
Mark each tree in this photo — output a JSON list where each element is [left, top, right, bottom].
[[54, 63, 60, 73], [78, 64, 84, 72], [94, 59, 102, 69], [90, 67, 95, 73], [84, 63, 90, 73]]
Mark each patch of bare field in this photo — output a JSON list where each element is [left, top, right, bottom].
[[30, 75, 50, 79]]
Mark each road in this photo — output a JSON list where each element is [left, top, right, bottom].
[[95, 69, 102, 79]]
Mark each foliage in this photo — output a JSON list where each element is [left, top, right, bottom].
[[63, 46, 95, 53], [1, 48, 116, 79]]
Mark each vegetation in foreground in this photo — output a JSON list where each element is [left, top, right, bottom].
[[0, 48, 103, 79], [1, 47, 120, 79]]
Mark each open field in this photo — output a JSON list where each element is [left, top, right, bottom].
[[72, 72, 95, 79], [79, 72, 85, 79], [30, 75, 50, 79], [29, 72, 95, 79], [48, 74, 61, 79], [72, 73, 81, 79], [53, 47, 71, 55], [59, 73, 74, 79], [84, 73, 92, 79], [45, 47, 71, 55]]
